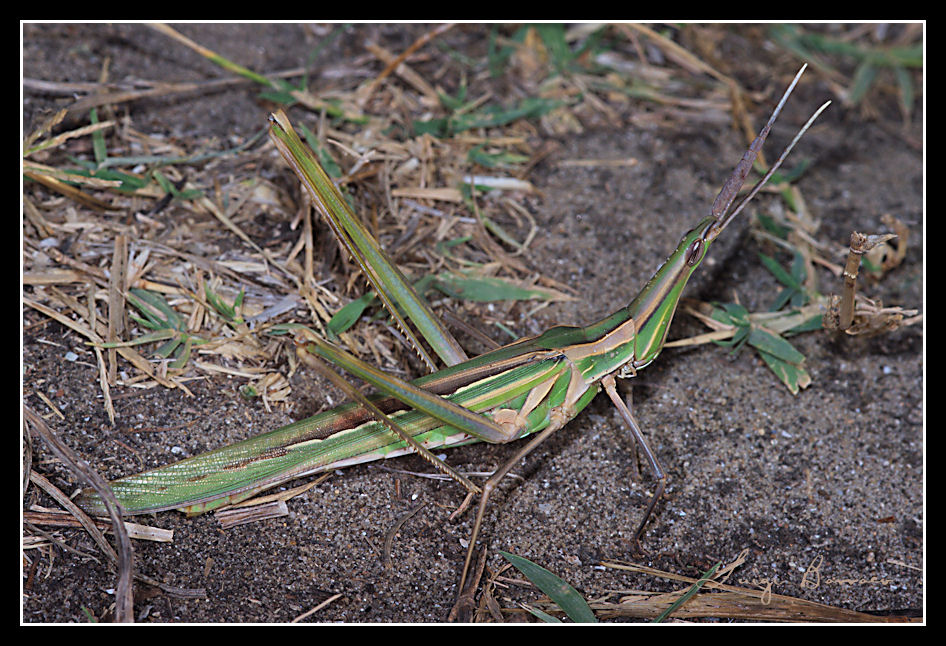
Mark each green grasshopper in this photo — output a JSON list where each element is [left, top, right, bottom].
[[78, 66, 828, 619]]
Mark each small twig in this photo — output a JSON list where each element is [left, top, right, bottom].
[[24, 511, 173, 542], [215, 501, 289, 530], [382, 502, 427, 569], [291, 593, 344, 623], [357, 23, 455, 106], [25, 407, 135, 622]]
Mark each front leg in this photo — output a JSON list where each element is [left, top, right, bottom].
[[601, 374, 667, 551]]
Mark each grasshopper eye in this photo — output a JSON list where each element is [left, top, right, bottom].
[[685, 238, 704, 266]]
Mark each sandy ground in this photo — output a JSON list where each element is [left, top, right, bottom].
[[23, 23, 923, 622]]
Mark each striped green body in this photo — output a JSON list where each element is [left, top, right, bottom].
[[77, 345, 588, 515], [77, 215, 716, 517]]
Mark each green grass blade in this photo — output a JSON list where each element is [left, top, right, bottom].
[[847, 60, 878, 106], [89, 108, 108, 168], [893, 64, 915, 118], [652, 561, 721, 623], [521, 604, 563, 623], [467, 143, 529, 169], [757, 349, 811, 395], [97, 329, 177, 347], [787, 313, 825, 334], [499, 551, 597, 623], [115, 289, 206, 367], [170, 335, 194, 369], [533, 23, 574, 71], [709, 302, 811, 393], [126, 288, 184, 331], [204, 285, 245, 326], [747, 328, 805, 364], [154, 336, 183, 359], [414, 96, 561, 138], [327, 292, 377, 337], [759, 252, 803, 291]]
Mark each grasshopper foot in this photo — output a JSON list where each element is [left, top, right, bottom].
[[448, 544, 487, 622]]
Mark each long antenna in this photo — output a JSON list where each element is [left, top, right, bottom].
[[716, 100, 832, 236], [705, 64, 831, 240]]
